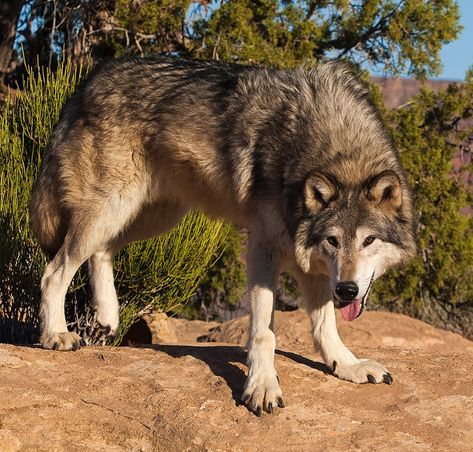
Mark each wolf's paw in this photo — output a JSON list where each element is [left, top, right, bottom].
[[97, 321, 118, 340], [241, 371, 285, 416], [96, 312, 119, 339], [41, 332, 86, 351], [332, 358, 393, 385]]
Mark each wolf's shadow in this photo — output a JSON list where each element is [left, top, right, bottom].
[[142, 344, 331, 405]]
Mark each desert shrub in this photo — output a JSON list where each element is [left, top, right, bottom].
[[0, 60, 83, 344], [370, 75, 473, 338], [110, 214, 228, 344], [0, 59, 228, 344], [184, 224, 247, 321]]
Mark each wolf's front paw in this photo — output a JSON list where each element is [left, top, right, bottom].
[[332, 358, 393, 384], [41, 332, 86, 351], [241, 370, 285, 416]]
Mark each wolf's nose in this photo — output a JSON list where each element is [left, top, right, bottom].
[[335, 282, 359, 301]]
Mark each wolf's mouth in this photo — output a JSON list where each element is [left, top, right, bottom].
[[335, 272, 375, 321]]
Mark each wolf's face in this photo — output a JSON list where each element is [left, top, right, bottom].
[[294, 170, 416, 320]]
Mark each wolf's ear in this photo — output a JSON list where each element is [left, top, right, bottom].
[[366, 170, 402, 212], [304, 172, 337, 213]]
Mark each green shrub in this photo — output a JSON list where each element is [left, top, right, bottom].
[[184, 224, 247, 321], [188, 225, 300, 321], [0, 59, 228, 344], [0, 61, 83, 343], [370, 76, 473, 337]]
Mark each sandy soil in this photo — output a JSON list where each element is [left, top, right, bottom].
[[1, 310, 473, 451]]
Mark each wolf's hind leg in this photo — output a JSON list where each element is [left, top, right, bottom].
[[40, 233, 98, 350], [88, 250, 119, 337], [87, 201, 187, 339], [40, 196, 144, 350], [241, 235, 284, 415], [296, 273, 392, 385]]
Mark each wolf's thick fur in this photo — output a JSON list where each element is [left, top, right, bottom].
[[31, 57, 416, 414]]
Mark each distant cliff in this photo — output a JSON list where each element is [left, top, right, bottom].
[[372, 77, 453, 109]]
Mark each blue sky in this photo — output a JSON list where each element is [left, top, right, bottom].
[[438, 0, 473, 80]]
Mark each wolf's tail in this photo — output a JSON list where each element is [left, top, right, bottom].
[[30, 154, 67, 259]]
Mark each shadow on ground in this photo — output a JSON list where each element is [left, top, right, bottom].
[[130, 343, 331, 405]]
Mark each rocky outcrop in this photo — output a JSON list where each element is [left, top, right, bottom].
[[1, 311, 472, 451]]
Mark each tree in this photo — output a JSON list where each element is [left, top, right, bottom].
[[0, 0, 24, 92], [5, 1, 462, 82], [200, 0, 461, 77], [370, 75, 473, 337]]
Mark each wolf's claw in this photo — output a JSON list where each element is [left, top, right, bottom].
[[383, 373, 393, 385], [277, 396, 285, 408], [241, 369, 283, 416], [367, 374, 376, 384]]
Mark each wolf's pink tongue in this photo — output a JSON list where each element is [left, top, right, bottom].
[[340, 299, 362, 321]]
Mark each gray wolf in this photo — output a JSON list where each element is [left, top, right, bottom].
[[30, 56, 416, 415]]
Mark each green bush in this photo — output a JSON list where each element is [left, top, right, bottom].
[[188, 226, 299, 321], [370, 76, 473, 337], [184, 224, 247, 321], [0, 59, 228, 344]]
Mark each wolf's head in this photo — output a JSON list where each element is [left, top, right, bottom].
[[293, 169, 416, 321]]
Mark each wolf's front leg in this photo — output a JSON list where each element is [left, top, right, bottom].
[[241, 238, 284, 415], [297, 273, 392, 385]]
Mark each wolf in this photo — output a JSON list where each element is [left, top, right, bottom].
[[30, 56, 416, 416]]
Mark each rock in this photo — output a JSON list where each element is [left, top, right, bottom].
[[0, 311, 472, 451], [144, 312, 178, 344], [123, 313, 219, 345], [201, 310, 473, 354]]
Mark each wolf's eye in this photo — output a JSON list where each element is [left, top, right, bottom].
[[327, 236, 339, 248], [363, 235, 376, 247]]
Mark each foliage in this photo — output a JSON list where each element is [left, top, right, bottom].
[[9, 0, 461, 81], [185, 226, 299, 321], [184, 225, 247, 321], [113, 0, 193, 57], [0, 59, 228, 344], [370, 77, 473, 337], [0, 59, 83, 343], [199, 0, 461, 77], [109, 213, 228, 344]]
